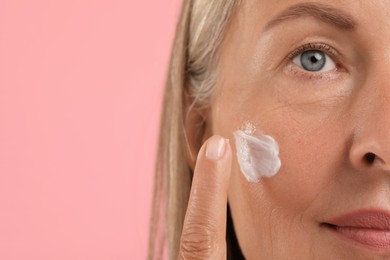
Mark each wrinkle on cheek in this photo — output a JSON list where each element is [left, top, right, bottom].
[[277, 135, 340, 217], [269, 207, 279, 259], [298, 177, 333, 219], [271, 89, 349, 122], [266, 205, 300, 257]]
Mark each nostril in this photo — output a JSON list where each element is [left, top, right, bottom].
[[363, 152, 376, 164]]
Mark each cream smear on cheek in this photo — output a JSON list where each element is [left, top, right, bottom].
[[233, 122, 281, 182]]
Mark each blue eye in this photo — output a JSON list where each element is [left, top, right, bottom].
[[292, 50, 336, 72]]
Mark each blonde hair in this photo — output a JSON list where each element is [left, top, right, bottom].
[[148, 0, 239, 259]]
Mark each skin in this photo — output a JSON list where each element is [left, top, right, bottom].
[[179, 0, 390, 259]]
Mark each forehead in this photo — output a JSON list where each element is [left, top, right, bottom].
[[236, 0, 388, 29]]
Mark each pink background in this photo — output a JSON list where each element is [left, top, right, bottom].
[[0, 0, 180, 259]]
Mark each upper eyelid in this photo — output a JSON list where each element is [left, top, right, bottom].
[[286, 42, 340, 60]]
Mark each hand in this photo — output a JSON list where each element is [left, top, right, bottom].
[[178, 135, 232, 259]]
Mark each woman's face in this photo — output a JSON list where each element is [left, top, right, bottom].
[[208, 0, 390, 258]]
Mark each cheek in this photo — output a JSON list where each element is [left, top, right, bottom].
[[224, 105, 348, 212], [212, 77, 350, 249], [213, 90, 348, 212], [226, 117, 348, 257], [250, 114, 348, 215]]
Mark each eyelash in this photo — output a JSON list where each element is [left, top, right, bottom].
[[287, 43, 338, 60]]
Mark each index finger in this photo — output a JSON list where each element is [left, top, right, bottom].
[[179, 135, 232, 259]]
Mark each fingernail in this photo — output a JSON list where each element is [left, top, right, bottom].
[[205, 135, 227, 160]]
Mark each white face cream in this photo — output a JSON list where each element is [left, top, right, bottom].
[[233, 124, 281, 182]]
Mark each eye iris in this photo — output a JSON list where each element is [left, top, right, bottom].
[[300, 50, 326, 71]]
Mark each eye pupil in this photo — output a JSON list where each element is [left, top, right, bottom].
[[300, 50, 326, 71], [310, 54, 320, 63]]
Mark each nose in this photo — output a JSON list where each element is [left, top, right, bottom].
[[350, 138, 390, 171], [349, 81, 390, 172]]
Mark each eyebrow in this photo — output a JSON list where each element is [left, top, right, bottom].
[[264, 2, 357, 32]]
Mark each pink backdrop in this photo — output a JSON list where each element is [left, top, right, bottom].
[[0, 1, 180, 259]]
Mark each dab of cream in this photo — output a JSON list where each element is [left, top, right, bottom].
[[233, 126, 281, 182]]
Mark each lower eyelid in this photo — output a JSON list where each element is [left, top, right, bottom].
[[284, 63, 341, 81]]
